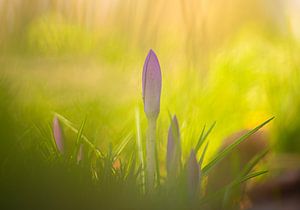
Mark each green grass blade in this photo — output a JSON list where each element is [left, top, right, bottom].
[[54, 112, 103, 157], [113, 132, 133, 159], [76, 118, 86, 145], [199, 141, 210, 168], [202, 117, 274, 175], [200, 170, 268, 204], [135, 108, 145, 193], [195, 122, 216, 155], [234, 170, 268, 185], [155, 142, 160, 187], [221, 168, 269, 208], [126, 152, 136, 178], [240, 149, 269, 177], [195, 125, 206, 154], [73, 118, 86, 160]]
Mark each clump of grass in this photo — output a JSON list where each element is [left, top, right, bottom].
[[0, 50, 273, 210]]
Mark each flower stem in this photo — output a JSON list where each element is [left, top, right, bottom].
[[146, 117, 157, 191]]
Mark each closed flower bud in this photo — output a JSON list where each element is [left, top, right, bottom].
[[166, 115, 181, 176], [186, 149, 200, 197], [142, 49, 162, 120], [53, 116, 64, 154]]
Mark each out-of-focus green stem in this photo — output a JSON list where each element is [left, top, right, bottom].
[[135, 108, 145, 193], [146, 117, 157, 191]]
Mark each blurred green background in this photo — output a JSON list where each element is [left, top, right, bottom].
[[1, 0, 300, 162]]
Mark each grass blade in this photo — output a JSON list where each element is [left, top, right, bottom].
[[240, 149, 269, 177], [199, 141, 209, 168], [135, 108, 145, 193], [54, 112, 103, 158], [202, 117, 274, 175], [113, 132, 133, 159], [155, 142, 160, 187], [76, 118, 86, 145], [195, 122, 216, 155], [200, 170, 268, 204], [234, 170, 268, 185], [73, 118, 86, 160]]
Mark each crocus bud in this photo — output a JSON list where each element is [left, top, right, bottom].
[[142, 49, 162, 120], [77, 144, 83, 164], [53, 116, 64, 154], [186, 149, 200, 197], [166, 115, 181, 177]]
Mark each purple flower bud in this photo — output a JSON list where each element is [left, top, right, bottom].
[[53, 116, 64, 154], [142, 49, 162, 120], [166, 115, 181, 176], [77, 144, 83, 164], [186, 149, 200, 197]]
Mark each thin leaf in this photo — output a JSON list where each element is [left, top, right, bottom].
[[113, 132, 133, 159], [221, 167, 268, 208], [54, 112, 103, 158], [202, 117, 274, 175], [76, 118, 86, 145], [200, 170, 268, 204], [195, 125, 206, 154], [235, 170, 268, 185], [135, 108, 145, 193], [74, 118, 86, 161], [155, 142, 160, 187], [240, 149, 269, 177], [126, 152, 136, 180], [199, 141, 209, 168], [195, 122, 216, 155]]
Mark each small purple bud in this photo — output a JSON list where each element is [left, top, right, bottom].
[[53, 116, 64, 154], [166, 115, 181, 176], [142, 49, 162, 120], [186, 149, 200, 197], [77, 144, 83, 164]]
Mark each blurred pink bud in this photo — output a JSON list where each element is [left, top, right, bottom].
[[166, 115, 181, 176], [142, 49, 162, 120], [77, 144, 83, 163], [53, 116, 64, 154], [186, 149, 200, 197]]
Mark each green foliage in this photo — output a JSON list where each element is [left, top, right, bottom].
[[202, 117, 273, 175], [0, 56, 276, 209], [26, 14, 96, 55], [0, 2, 300, 208], [0, 95, 272, 209]]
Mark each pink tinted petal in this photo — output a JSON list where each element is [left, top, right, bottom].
[[142, 49, 162, 119], [166, 115, 181, 175], [187, 149, 200, 196], [53, 116, 64, 154]]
